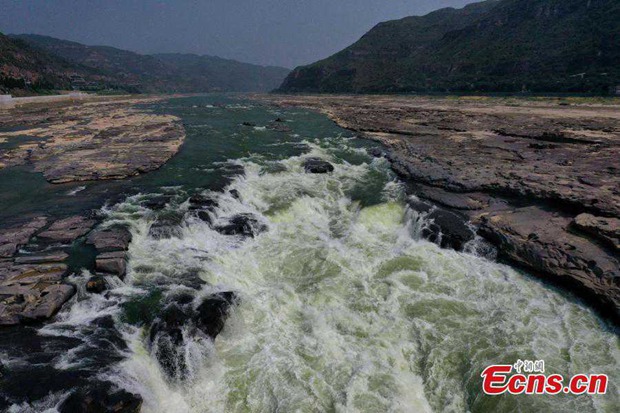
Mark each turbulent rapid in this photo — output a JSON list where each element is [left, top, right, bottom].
[[4, 97, 618, 413]]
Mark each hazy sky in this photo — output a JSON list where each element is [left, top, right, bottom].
[[0, 0, 477, 68]]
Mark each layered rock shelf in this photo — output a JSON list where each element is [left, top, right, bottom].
[[257, 94, 620, 322], [0, 96, 185, 183]]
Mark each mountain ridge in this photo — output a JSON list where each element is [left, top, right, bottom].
[[1, 33, 290, 94], [277, 0, 620, 94]]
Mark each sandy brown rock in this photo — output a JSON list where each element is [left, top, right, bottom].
[[95, 252, 127, 279], [0, 96, 186, 184], [479, 207, 620, 314], [0, 216, 48, 258], [86, 227, 132, 253], [573, 214, 620, 252], [0, 263, 73, 326], [37, 215, 96, 243]]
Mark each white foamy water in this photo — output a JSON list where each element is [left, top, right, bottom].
[[79, 138, 618, 413]]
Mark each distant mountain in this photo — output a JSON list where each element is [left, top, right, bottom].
[[278, 0, 620, 94], [153, 53, 291, 93], [2, 34, 290, 94], [0, 32, 115, 94]]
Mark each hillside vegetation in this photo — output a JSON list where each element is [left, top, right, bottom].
[[1, 33, 290, 94], [278, 0, 620, 94]]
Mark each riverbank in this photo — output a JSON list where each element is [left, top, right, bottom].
[[0, 94, 186, 326], [254, 94, 620, 323], [0, 95, 186, 183]]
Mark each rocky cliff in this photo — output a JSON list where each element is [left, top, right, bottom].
[[278, 0, 620, 94]]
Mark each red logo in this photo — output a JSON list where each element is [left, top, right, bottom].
[[481, 361, 608, 395]]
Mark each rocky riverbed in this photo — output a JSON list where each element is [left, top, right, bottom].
[[0, 96, 185, 183], [255, 94, 620, 323], [0, 95, 185, 326]]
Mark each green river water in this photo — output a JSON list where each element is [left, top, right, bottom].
[[2, 95, 618, 413]]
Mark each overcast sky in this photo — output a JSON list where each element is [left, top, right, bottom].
[[1, 0, 477, 68]]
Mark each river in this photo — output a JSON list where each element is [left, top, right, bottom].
[[2, 95, 618, 412]]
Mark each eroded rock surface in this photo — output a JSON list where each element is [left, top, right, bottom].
[[0, 216, 48, 258], [37, 216, 96, 243], [0, 97, 185, 183]]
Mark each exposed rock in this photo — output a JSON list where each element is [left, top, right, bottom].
[[95, 253, 127, 279], [195, 291, 238, 338], [257, 94, 620, 322], [13, 251, 68, 265], [479, 207, 620, 319], [229, 189, 241, 200], [58, 381, 142, 413], [37, 215, 96, 243], [0, 282, 74, 325], [148, 302, 191, 379], [148, 214, 184, 239], [303, 158, 335, 174], [85, 276, 108, 294], [214, 214, 267, 237], [573, 213, 620, 252], [0, 216, 48, 258], [413, 185, 491, 211], [0, 98, 186, 184], [148, 292, 238, 380], [267, 119, 292, 132], [188, 194, 218, 211], [368, 147, 385, 158], [141, 195, 172, 211], [87, 227, 132, 252], [407, 198, 475, 251]]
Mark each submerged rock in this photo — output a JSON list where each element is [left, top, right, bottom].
[[303, 158, 334, 174], [407, 198, 475, 251], [214, 214, 267, 237], [58, 381, 142, 413]]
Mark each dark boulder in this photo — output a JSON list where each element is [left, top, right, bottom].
[[148, 302, 193, 380], [194, 292, 239, 339], [229, 189, 241, 200], [303, 158, 334, 174], [148, 214, 184, 239], [188, 194, 218, 211], [85, 276, 107, 294], [148, 292, 239, 379], [194, 210, 213, 225], [368, 147, 385, 158], [141, 195, 171, 211], [215, 214, 267, 237], [407, 198, 475, 251], [58, 381, 142, 413]]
